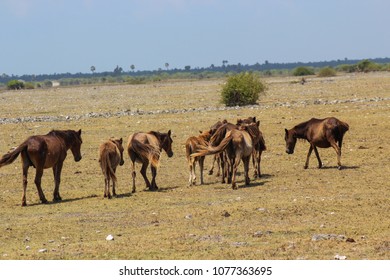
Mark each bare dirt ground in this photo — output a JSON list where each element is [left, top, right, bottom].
[[0, 73, 389, 259]]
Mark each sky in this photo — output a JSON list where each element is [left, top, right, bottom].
[[1, 0, 389, 76]]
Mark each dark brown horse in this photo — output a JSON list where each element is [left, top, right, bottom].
[[284, 117, 349, 169], [186, 129, 212, 186], [191, 122, 263, 189], [0, 129, 82, 206], [127, 130, 173, 192], [99, 138, 125, 198]]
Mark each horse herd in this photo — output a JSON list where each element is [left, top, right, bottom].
[[0, 116, 349, 206]]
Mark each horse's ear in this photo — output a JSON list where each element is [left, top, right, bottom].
[[199, 130, 202, 134], [78, 129, 82, 136], [253, 117, 256, 122], [256, 120, 260, 127], [284, 128, 288, 135], [168, 130, 171, 136], [119, 138, 123, 144]]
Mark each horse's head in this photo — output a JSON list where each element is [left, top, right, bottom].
[[284, 128, 297, 154], [71, 129, 83, 162], [162, 130, 174, 158]]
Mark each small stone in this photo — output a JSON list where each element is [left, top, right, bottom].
[[253, 231, 263, 237], [106, 234, 114, 241], [222, 211, 231, 217], [38, 248, 47, 253], [25, 246, 31, 250], [185, 214, 192, 220]]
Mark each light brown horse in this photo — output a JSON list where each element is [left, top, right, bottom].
[[191, 122, 262, 189], [127, 130, 173, 192], [186, 129, 212, 186], [0, 129, 82, 206], [237, 117, 266, 178], [99, 138, 125, 198], [284, 117, 349, 169]]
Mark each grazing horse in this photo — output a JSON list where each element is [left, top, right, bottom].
[[284, 117, 349, 169], [0, 129, 82, 206], [99, 138, 125, 198], [186, 129, 212, 186], [127, 130, 173, 192], [191, 122, 262, 189]]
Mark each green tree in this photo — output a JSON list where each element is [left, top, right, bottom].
[[292, 66, 315, 76], [221, 72, 266, 106]]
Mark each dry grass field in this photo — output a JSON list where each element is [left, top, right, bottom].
[[0, 73, 389, 260]]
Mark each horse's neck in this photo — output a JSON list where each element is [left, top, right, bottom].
[[294, 124, 309, 140]]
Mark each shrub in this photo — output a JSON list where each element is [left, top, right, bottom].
[[317, 67, 337, 77], [292, 66, 315, 76], [7, 80, 25, 90], [24, 82, 35, 89], [221, 72, 266, 106]]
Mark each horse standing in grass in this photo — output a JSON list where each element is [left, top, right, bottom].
[[99, 138, 125, 198], [284, 117, 349, 169], [186, 129, 213, 186], [191, 122, 262, 190], [0, 129, 82, 206], [127, 130, 173, 192]]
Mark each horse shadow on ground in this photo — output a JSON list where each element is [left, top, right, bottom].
[[26, 194, 99, 207], [213, 173, 273, 190], [320, 165, 360, 170]]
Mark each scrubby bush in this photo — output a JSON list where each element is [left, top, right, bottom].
[[292, 66, 315, 76], [221, 72, 266, 106], [317, 67, 337, 77], [7, 80, 25, 90], [24, 82, 35, 89]]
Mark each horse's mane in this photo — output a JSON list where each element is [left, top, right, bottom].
[[47, 129, 82, 143]]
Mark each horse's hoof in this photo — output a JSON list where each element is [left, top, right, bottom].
[[208, 170, 213, 175], [304, 165, 308, 169], [338, 166, 343, 170], [42, 199, 49, 204], [21, 202, 27, 207]]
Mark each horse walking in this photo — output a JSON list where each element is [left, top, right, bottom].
[[127, 130, 173, 192], [186, 129, 212, 186], [0, 129, 83, 206], [99, 138, 124, 198], [284, 117, 349, 169]]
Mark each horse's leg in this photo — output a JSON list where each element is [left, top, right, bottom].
[[104, 177, 108, 198], [188, 160, 194, 186], [304, 145, 314, 169], [112, 167, 117, 196], [313, 146, 323, 169], [199, 156, 205, 185], [52, 162, 63, 201], [257, 150, 262, 178], [34, 167, 48, 204], [252, 149, 258, 178], [106, 176, 112, 199], [150, 165, 158, 191], [231, 156, 241, 190], [330, 139, 342, 169], [208, 155, 216, 175], [220, 153, 226, 183], [131, 161, 136, 193], [21, 153, 30, 207], [243, 155, 251, 185], [140, 162, 151, 190]]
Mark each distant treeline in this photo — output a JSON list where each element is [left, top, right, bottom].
[[1, 57, 390, 87]]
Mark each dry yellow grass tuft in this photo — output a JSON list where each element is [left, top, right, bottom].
[[0, 73, 389, 259]]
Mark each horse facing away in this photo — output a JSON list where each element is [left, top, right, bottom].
[[191, 122, 262, 190], [0, 129, 82, 206], [284, 117, 349, 169], [127, 130, 173, 193], [186, 129, 212, 186], [99, 138, 125, 198]]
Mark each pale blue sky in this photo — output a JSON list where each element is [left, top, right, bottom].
[[1, 0, 389, 75]]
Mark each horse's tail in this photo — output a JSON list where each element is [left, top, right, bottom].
[[99, 150, 117, 183], [191, 133, 233, 159], [130, 139, 160, 168], [0, 141, 28, 168]]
